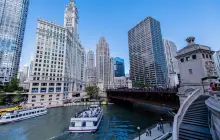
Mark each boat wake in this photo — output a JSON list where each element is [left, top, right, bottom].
[[47, 131, 69, 140]]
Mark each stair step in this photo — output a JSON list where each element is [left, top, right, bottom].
[[189, 104, 207, 108], [181, 121, 209, 128], [185, 112, 208, 117], [182, 119, 208, 126], [179, 129, 212, 139], [183, 116, 208, 121], [179, 133, 212, 140]]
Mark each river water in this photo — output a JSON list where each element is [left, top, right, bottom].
[[0, 105, 161, 140]]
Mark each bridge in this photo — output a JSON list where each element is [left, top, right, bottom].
[[106, 88, 180, 110]]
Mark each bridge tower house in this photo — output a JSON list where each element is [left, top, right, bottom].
[[175, 37, 217, 105]]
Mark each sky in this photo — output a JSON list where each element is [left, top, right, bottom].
[[20, 0, 220, 73]]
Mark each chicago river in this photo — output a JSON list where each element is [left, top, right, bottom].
[[0, 105, 161, 140]]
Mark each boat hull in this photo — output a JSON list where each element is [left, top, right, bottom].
[[69, 112, 103, 133], [0, 111, 47, 125]]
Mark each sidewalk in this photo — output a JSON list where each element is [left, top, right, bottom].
[[134, 123, 172, 140]]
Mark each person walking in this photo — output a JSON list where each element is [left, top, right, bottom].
[[149, 129, 151, 136], [146, 129, 149, 136], [157, 123, 159, 130]]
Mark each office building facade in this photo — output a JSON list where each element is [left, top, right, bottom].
[[86, 49, 96, 86], [26, 0, 85, 107], [163, 39, 179, 87], [96, 37, 110, 89], [128, 17, 167, 87], [114, 57, 125, 77], [0, 0, 29, 84]]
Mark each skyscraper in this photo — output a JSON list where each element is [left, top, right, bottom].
[[96, 37, 110, 89], [26, 0, 85, 107], [114, 57, 125, 77], [86, 49, 96, 86], [163, 39, 179, 87], [128, 17, 167, 86], [22, 65, 29, 82], [0, 0, 29, 84], [213, 50, 220, 77], [29, 56, 35, 81], [109, 57, 114, 88]]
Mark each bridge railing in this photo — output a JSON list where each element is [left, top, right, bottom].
[[172, 88, 201, 140], [107, 88, 178, 93]]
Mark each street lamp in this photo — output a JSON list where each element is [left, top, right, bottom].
[[137, 126, 140, 140]]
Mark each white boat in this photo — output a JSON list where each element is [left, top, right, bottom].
[[0, 106, 47, 124], [69, 105, 103, 133]]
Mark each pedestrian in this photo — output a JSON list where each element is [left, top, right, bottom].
[[149, 129, 151, 136], [157, 123, 159, 130], [169, 121, 172, 127], [146, 129, 148, 136]]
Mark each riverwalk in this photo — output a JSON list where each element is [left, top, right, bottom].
[[134, 123, 172, 140]]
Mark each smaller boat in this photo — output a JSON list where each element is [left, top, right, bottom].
[[69, 105, 103, 133], [0, 106, 23, 115], [0, 106, 47, 124]]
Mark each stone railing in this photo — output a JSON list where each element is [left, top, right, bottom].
[[172, 88, 201, 140]]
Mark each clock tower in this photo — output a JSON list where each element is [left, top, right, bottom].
[[64, 0, 79, 38]]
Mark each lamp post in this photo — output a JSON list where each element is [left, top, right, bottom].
[[137, 126, 140, 140]]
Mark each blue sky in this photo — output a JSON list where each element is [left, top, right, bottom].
[[21, 0, 220, 73]]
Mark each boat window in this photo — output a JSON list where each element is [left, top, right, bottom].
[[32, 112, 35, 114], [71, 122, 75, 127], [19, 114, 22, 117], [37, 111, 39, 113], [41, 110, 44, 112], [6, 117, 10, 119], [16, 115, 18, 118], [93, 121, 97, 126], [82, 121, 86, 127], [29, 112, 31, 115], [23, 114, 25, 116], [26, 113, 28, 115], [11, 116, 15, 118]]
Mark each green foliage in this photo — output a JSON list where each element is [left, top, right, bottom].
[[12, 93, 22, 104], [5, 78, 19, 92], [133, 82, 150, 88], [0, 94, 6, 104], [85, 86, 99, 99]]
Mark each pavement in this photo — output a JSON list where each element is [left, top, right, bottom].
[[134, 123, 172, 140]]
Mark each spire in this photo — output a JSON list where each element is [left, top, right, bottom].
[[70, 0, 75, 4]]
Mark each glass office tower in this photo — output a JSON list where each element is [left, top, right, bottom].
[[114, 57, 125, 77], [0, 0, 29, 84], [128, 17, 167, 86]]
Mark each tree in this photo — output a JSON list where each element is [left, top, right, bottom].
[[12, 93, 22, 104], [85, 86, 99, 99], [5, 78, 19, 92], [0, 94, 6, 105]]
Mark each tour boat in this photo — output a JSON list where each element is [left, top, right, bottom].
[[0, 106, 47, 124], [69, 105, 103, 133]]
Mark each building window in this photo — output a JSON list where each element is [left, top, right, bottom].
[[32, 96, 36, 98], [189, 69, 193, 74], [41, 95, 45, 98], [40, 88, 47, 93], [49, 95, 53, 97], [192, 55, 197, 59], [186, 57, 190, 61], [209, 55, 212, 59], [49, 98, 52, 101], [32, 88, 38, 93], [41, 83, 47, 86], [202, 54, 205, 58], [32, 83, 39, 86], [206, 54, 209, 58], [180, 58, 184, 62], [32, 100, 36, 102]]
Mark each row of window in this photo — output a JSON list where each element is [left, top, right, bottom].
[[32, 83, 62, 86], [32, 87, 63, 93], [4, 110, 45, 119], [32, 98, 59, 102], [181, 54, 212, 62]]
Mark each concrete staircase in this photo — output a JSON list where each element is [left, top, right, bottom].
[[179, 95, 213, 140]]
